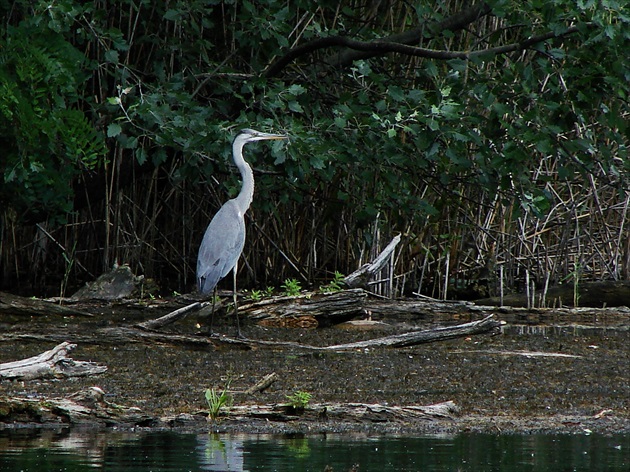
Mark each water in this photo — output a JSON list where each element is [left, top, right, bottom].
[[0, 429, 628, 471]]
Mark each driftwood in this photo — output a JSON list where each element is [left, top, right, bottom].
[[344, 234, 401, 289], [239, 290, 499, 325], [0, 387, 152, 426], [0, 315, 500, 351], [452, 349, 583, 359], [0, 291, 92, 317], [136, 301, 207, 330], [240, 289, 367, 327], [225, 400, 459, 423], [0, 386, 457, 427], [0, 342, 107, 380], [243, 372, 278, 394], [231, 315, 499, 351]]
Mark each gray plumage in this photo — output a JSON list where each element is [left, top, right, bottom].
[[197, 128, 287, 295]]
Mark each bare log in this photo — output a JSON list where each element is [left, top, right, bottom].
[[0, 315, 500, 352], [321, 314, 500, 350], [0, 342, 107, 380], [226, 400, 459, 423], [344, 234, 401, 289], [0, 386, 456, 427], [240, 289, 367, 327], [0, 387, 152, 426], [222, 315, 500, 351], [0, 291, 93, 317]]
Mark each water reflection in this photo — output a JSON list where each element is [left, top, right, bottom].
[[0, 428, 628, 471], [198, 433, 244, 471]]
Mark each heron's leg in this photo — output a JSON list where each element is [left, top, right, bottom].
[[233, 261, 243, 338], [208, 286, 218, 335]]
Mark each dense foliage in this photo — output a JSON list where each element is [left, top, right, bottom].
[[1, 0, 628, 298]]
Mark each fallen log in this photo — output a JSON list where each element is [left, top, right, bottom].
[[234, 289, 497, 326], [225, 400, 459, 423], [238, 314, 500, 351], [136, 289, 490, 331], [0, 291, 93, 317], [0, 342, 107, 380], [239, 289, 367, 327], [0, 387, 457, 427], [0, 316, 501, 351], [319, 314, 500, 350], [0, 387, 152, 426]]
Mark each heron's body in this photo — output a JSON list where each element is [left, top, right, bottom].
[[196, 128, 287, 335], [197, 199, 245, 294]]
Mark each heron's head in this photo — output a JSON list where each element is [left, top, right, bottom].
[[236, 128, 288, 144]]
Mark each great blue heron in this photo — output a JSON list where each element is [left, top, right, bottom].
[[197, 128, 287, 336]]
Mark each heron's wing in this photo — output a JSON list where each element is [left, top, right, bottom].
[[196, 200, 246, 294]]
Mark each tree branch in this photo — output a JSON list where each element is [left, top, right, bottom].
[[265, 2, 492, 77], [265, 3, 581, 77]]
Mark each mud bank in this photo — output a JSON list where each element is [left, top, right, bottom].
[[1, 299, 629, 435]]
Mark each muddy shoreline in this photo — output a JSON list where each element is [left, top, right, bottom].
[[1, 299, 629, 435]]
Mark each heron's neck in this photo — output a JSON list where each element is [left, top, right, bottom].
[[232, 140, 254, 213]]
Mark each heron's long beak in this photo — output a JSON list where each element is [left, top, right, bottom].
[[257, 132, 288, 141]]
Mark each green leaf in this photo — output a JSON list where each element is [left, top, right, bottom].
[[107, 123, 122, 138], [287, 84, 306, 96], [288, 101, 303, 113], [104, 49, 119, 63]]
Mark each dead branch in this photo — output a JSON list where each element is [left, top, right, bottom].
[[0, 342, 107, 380], [243, 372, 278, 395], [136, 301, 207, 330], [345, 235, 401, 290]]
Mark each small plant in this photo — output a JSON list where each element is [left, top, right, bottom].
[[319, 271, 345, 293], [281, 278, 302, 296], [264, 286, 275, 297], [59, 240, 77, 300], [247, 289, 263, 301], [286, 390, 312, 410], [205, 381, 232, 421], [561, 262, 582, 307]]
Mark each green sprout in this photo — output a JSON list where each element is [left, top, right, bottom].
[[281, 278, 302, 296], [319, 271, 345, 293], [285, 390, 312, 410], [205, 382, 233, 422]]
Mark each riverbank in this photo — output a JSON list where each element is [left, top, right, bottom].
[[1, 298, 629, 434]]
